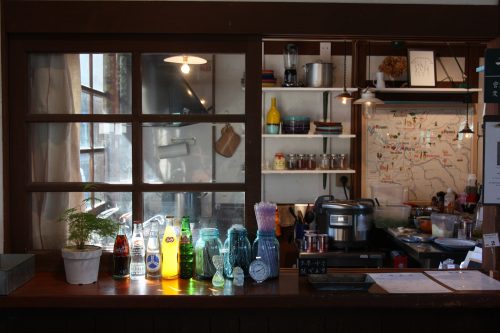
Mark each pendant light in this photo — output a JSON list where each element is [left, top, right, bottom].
[[353, 41, 384, 118], [458, 45, 473, 139], [164, 55, 207, 74], [336, 40, 354, 104]]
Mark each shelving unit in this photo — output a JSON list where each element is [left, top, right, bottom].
[[373, 88, 481, 93], [261, 87, 358, 93], [262, 169, 356, 174], [262, 134, 355, 138]]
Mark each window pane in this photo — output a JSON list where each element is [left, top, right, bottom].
[[143, 192, 245, 244], [31, 192, 132, 250], [29, 53, 132, 114], [143, 122, 245, 183], [30, 123, 132, 184], [141, 53, 245, 115]]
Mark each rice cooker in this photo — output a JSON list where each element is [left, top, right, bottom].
[[314, 195, 375, 250]]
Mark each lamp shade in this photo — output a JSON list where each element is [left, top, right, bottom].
[[353, 90, 384, 105], [164, 55, 207, 65]]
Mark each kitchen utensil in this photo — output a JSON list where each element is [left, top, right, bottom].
[[304, 62, 333, 87], [283, 43, 299, 87], [433, 238, 476, 250], [215, 123, 241, 157], [304, 204, 315, 224]]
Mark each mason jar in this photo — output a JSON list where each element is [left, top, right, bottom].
[[194, 228, 222, 280], [286, 153, 297, 170], [319, 153, 330, 170], [223, 224, 251, 278]]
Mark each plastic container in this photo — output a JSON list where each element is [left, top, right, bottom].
[[370, 183, 408, 205], [431, 213, 459, 238], [373, 204, 411, 228]]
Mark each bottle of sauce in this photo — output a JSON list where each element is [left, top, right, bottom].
[[266, 97, 281, 134], [112, 222, 130, 280], [179, 216, 194, 279], [161, 216, 179, 279]]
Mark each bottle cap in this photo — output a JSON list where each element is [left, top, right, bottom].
[[133, 220, 143, 224]]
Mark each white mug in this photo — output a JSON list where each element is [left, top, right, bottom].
[[374, 71, 385, 89]]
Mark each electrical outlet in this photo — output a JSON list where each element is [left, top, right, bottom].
[[319, 42, 331, 62], [336, 174, 350, 187]]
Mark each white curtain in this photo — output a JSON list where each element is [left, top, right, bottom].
[[30, 54, 83, 249]]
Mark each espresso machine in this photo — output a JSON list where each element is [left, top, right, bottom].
[[283, 43, 298, 87]]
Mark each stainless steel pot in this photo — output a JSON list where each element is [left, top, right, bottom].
[[314, 195, 374, 250], [304, 62, 333, 87]]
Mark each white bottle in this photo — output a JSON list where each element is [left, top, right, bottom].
[[130, 220, 146, 280], [444, 188, 455, 214], [146, 219, 161, 279]]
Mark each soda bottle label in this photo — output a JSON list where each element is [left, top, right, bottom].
[[146, 253, 161, 271], [180, 234, 191, 244], [165, 236, 175, 243]]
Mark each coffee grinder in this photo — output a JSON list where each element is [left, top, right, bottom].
[[283, 43, 298, 87]]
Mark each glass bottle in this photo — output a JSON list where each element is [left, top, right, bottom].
[[286, 153, 297, 170], [307, 153, 317, 170], [273, 152, 286, 170], [338, 153, 346, 169], [194, 228, 222, 280], [130, 220, 146, 280], [145, 219, 161, 279], [112, 222, 130, 280], [266, 97, 281, 134], [161, 216, 179, 280], [297, 154, 307, 170], [330, 153, 338, 169], [252, 230, 280, 279], [223, 224, 251, 278], [319, 153, 330, 170], [179, 216, 194, 279]]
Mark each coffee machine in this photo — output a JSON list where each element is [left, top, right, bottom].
[[283, 43, 298, 87]]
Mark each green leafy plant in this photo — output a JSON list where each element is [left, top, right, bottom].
[[59, 197, 118, 250]]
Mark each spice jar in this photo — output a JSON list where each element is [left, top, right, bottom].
[[297, 154, 307, 170], [319, 153, 330, 170], [273, 152, 286, 170], [194, 228, 223, 280], [338, 154, 346, 169], [330, 154, 338, 169], [307, 154, 317, 170], [286, 153, 297, 170]]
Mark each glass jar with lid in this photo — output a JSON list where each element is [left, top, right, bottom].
[[252, 230, 280, 279], [286, 153, 297, 170], [307, 154, 317, 170], [319, 153, 330, 170], [338, 154, 346, 169], [223, 224, 251, 278], [273, 152, 286, 170], [194, 228, 223, 280], [297, 154, 307, 170], [330, 153, 338, 170]]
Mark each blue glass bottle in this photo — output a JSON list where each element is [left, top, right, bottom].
[[252, 230, 280, 279], [223, 224, 251, 278]]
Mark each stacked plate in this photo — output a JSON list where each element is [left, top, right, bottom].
[[262, 69, 277, 87], [313, 121, 343, 134]]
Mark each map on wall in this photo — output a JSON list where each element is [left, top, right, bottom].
[[365, 107, 472, 202]]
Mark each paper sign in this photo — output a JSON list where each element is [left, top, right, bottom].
[[483, 233, 500, 248]]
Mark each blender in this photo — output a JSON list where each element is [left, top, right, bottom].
[[283, 43, 298, 87]]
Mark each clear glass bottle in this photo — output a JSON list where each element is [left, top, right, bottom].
[[130, 220, 146, 280], [179, 216, 194, 279], [145, 219, 161, 279], [194, 228, 222, 280], [223, 224, 251, 278], [252, 230, 280, 279]]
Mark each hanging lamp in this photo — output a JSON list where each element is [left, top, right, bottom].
[[336, 40, 354, 104], [458, 45, 473, 139], [353, 41, 384, 118], [164, 55, 207, 74]]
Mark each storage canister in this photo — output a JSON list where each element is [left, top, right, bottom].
[[194, 228, 223, 280], [223, 224, 251, 278], [319, 153, 330, 170], [252, 230, 280, 278]]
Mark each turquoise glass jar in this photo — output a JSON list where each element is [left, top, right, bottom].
[[252, 230, 280, 278], [194, 228, 222, 280], [223, 224, 251, 278]]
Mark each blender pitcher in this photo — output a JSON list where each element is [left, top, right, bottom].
[[283, 43, 298, 87]]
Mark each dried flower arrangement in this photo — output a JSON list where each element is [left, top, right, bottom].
[[378, 56, 407, 79]]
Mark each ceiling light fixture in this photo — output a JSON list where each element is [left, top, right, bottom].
[[353, 41, 384, 118], [336, 40, 353, 105], [164, 55, 207, 75], [459, 45, 473, 139]]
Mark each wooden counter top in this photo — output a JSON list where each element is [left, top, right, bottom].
[[2, 269, 500, 310]]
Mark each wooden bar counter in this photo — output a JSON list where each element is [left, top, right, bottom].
[[1, 268, 500, 332]]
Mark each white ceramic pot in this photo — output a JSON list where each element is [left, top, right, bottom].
[[61, 245, 102, 284]]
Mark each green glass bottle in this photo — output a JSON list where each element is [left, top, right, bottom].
[[179, 216, 194, 279]]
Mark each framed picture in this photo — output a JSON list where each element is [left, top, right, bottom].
[[407, 49, 436, 87], [483, 115, 500, 205]]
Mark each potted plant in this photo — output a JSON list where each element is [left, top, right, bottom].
[[59, 196, 118, 284]]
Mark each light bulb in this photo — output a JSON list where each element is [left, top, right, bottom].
[[181, 63, 190, 74], [464, 132, 473, 139], [362, 103, 375, 119], [342, 97, 347, 105]]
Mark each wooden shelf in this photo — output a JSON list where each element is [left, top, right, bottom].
[[373, 88, 481, 93], [261, 87, 358, 93], [262, 133, 355, 138], [262, 169, 355, 174]]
